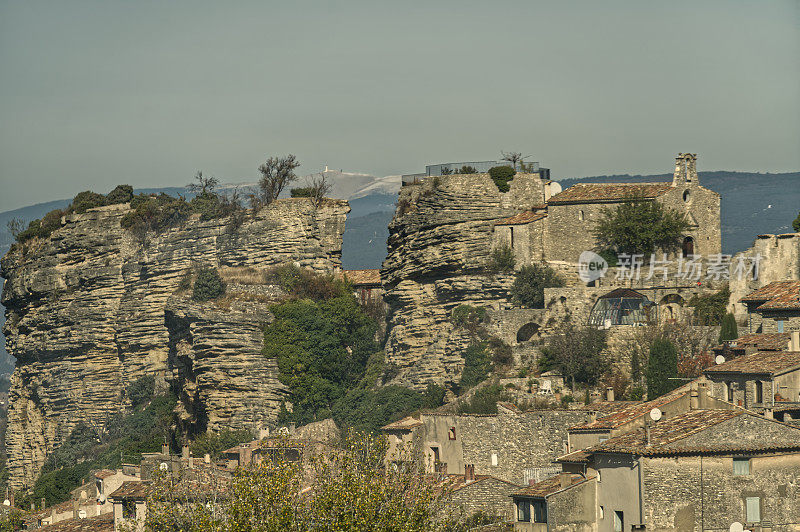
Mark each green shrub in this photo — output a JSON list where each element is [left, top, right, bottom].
[[792, 211, 800, 232], [688, 286, 730, 326], [458, 384, 503, 414], [488, 166, 515, 192], [290, 187, 315, 197], [459, 343, 491, 391], [106, 184, 134, 204], [511, 264, 565, 308], [333, 386, 439, 433], [598, 249, 619, 267], [127, 375, 155, 408], [487, 244, 515, 272], [269, 265, 349, 300], [719, 313, 738, 342], [192, 267, 226, 301], [488, 337, 513, 366], [646, 337, 679, 400], [71, 191, 107, 213]]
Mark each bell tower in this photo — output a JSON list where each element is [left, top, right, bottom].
[[673, 153, 698, 186]]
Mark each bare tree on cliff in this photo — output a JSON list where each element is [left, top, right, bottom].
[[255, 154, 300, 207], [187, 171, 219, 195], [500, 151, 524, 170], [308, 172, 332, 208]]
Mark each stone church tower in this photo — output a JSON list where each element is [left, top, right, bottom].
[[673, 152, 698, 185]]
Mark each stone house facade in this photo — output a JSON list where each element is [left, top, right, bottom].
[[383, 407, 593, 485], [704, 334, 800, 408], [442, 467, 521, 522], [515, 409, 800, 532], [741, 280, 800, 334]]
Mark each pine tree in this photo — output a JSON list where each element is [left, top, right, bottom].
[[646, 338, 678, 400], [719, 313, 739, 343]]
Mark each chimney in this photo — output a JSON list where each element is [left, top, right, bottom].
[[464, 464, 475, 482], [606, 387, 614, 402], [188, 455, 194, 469], [765, 409, 774, 419], [558, 472, 572, 490], [790, 331, 800, 352], [204, 453, 211, 464], [41, 498, 46, 510], [182, 444, 189, 460], [162, 442, 169, 456], [289, 422, 296, 434], [690, 388, 699, 410]]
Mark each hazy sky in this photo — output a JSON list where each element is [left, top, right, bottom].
[[1, 0, 798, 211]]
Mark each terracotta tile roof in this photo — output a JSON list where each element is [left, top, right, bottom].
[[381, 416, 423, 431], [342, 269, 381, 286], [511, 473, 586, 498], [740, 281, 800, 310], [704, 351, 800, 377], [41, 513, 114, 532], [728, 333, 791, 351], [580, 401, 640, 416], [547, 183, 673, 205], [494, 211, 547, 226], [94, 469, 116, 480], [570, 384, 692, 432], [109, 481, 150, 500]]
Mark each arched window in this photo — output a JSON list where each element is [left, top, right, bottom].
[[578, 210, 584, 221], [517, 323, 540, 343], [683, 189, 691, 202], [755, 381, 763, 404]]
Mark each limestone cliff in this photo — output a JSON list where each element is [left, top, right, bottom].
[[1, 198, 348, 489], [381, 174, 546, 389]]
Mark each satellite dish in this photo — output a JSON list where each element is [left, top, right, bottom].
[[78, 509, 87, 519], [730, 522, 744, 532], [159, 462, 168, 471], [649, 408, 662, 422], [2, 499, 9, 506], [715, 355, 726, 365], [549, 182, 562, 195]]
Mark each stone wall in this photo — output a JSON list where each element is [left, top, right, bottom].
[[1, 198, 349, 489], [446, 476, 519, 521], [548, 478, 597, 532], [642, 453, 800, 531], [730, 233, 800, 320]]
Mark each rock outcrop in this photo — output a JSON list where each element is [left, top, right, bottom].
[[1, 198, 348, 489], [381, 174, 545, 389]]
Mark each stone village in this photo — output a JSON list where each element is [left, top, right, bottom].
[[1, 154, 800, 531]]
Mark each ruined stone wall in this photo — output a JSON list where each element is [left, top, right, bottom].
[[382, 174, 547, 389], [643, 453, 800, 531], [1, 198, 348, 489], [729, 233, 800, 320], [445, 477, 519, 521]]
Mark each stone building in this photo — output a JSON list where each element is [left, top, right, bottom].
[[704, 331, 800, 410], [441, 465, 521, 522], [382, 406, 594, 485], [342, 268, 383, 304], [741, 280, 800, 334], [514, 409, 800, 532]]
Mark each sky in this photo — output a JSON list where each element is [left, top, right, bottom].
[[1, 0, 798, 212]]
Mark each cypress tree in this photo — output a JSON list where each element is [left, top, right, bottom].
[[719, 313, 739, 343], [646, 338, 678, 400]]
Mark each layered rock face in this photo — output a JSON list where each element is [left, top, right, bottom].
[[1, 198, 348, 489], [381, 174, 545, 389]]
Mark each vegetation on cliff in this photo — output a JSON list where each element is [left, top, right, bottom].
[[687, 286, 730, 325], [23, 378, 178, 508], [264, 268, 444, 433], [539, 324, 609, 391], [487, 165, 515, 192], [511, 264, 565, 308], [646, 337, 679, 400], [192, 267, 226, 302], [593, 192, 691, 256]]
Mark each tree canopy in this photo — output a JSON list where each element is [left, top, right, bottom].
[[592, 193, 691, 257], [646, 337, 679, 400], [511, 264, 565, 308]]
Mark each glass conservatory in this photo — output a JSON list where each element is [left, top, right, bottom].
[[588, 288, 657, 327]]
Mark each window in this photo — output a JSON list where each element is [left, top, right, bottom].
[[599, 506, 604, 519], [122, 501, 136, 519], [509, 227, 514, 250], [578, 210, 584, 221], [683, 189, 691, 202], [733, 457, 750, 475], [745, 496, 761, 522], [490, 452, 498, 466], [755, 381, 763, 404], [777, 320, 784, 333], [532, 500, 547, 523], [517, 500, 530, 522], [448, 427, 456, 440], [614, 511, 624, 532], [726, 381, 734, 402]]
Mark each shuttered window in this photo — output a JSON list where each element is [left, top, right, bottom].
[[733, 457, 750, 475], [745, 497, 760, 522]]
